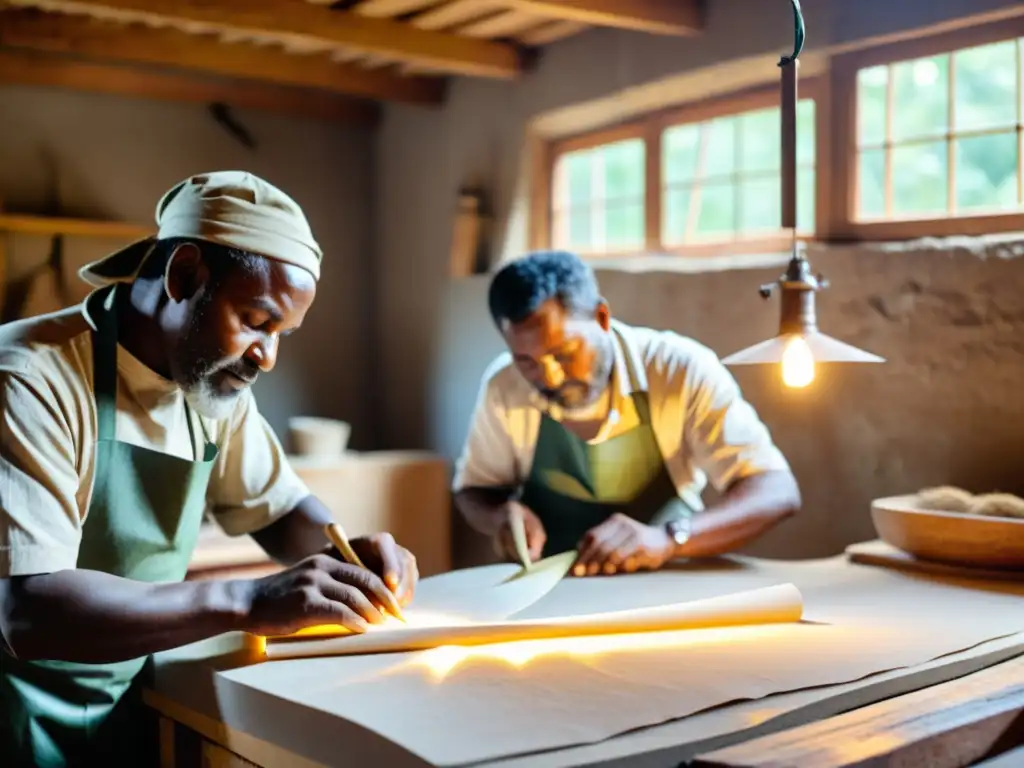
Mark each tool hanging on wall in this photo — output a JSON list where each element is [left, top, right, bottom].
[[450, 187, 491, 277], [721, 0, 884, 388]]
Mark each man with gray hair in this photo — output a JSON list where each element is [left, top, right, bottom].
[[455, 250, 800, 577], [0, 172, 418, 767]]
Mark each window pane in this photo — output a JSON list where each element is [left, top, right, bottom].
[[739, 108, 780, 173], [954, 41, 1018, 133], [663, 124, 700, 184], [892, 141, 948, 216], [857, 65, 888, 146], [798, 167, 815, 232], [605, 203, 645, 249], [567, 208, 592, 249], [892, 55, 949, 142], [739, 175, 780, 232], [956, 131, 1019, 212], [662, 186, 693, 245], [858, 149, 886, 218], [696, 182, 736, 236], [797, 99, 816, 165], [563, 152, 592, 207], [602, 139, 645, 199], [704, 117, 738, 178]]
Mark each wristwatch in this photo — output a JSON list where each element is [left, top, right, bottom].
[[664, 517, 692, 549]]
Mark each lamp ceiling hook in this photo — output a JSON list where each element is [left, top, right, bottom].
[[779, 0, 805, 67]]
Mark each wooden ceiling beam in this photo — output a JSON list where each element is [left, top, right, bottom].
[[0, 47, 380, 125], [43, 0, 523, 77], [502, 0, 703, 35], [0, 9, 446, 105]]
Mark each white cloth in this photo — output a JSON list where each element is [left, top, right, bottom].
[[0, 301, 310, 577], [79, 171, 323, 287], [453, 320, 790, 509]]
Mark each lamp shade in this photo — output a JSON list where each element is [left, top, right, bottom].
[[722, 332, 885, 365]]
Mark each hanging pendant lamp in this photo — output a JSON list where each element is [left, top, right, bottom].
[[721, 0, 884, 388]]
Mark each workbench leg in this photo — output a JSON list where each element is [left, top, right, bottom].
[[159, 716, 176, 768]]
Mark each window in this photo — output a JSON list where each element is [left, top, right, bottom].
[[545, 87, 820, 258], [832, 17, 1024, 240], [551, 136, 646, 253], [856, 41, 1021, 220]]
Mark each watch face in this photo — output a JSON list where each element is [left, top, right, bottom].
[[667, 519, 690, 545]]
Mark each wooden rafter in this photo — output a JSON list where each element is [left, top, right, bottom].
[[459, 10, 546, 39], [350, 0, 446, 17], [0, 48, 380, 125], [411, 1, 506, 31], [48, 0, 523, 77], [503, 0, 703, 35], [0, 8, 446, 105], [518, 19, 588, 46]]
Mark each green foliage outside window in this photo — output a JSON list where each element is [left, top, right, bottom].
[[856, 39, 1021, 219], [661, 101, 815, 244], [553, 139, 645, 252]]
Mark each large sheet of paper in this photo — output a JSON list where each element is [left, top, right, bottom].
[[479, 633, 1024, 768], [151, 555, 1024, 767]]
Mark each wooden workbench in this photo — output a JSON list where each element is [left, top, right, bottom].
[[146, 547, 1024, 768]]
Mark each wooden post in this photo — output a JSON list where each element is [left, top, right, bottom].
[[158, 716, 176, 768], [780, 58, 799, 232]]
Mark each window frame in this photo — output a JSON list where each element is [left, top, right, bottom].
[[829, 15, 1024, 240], [536, 79, 826, 259]]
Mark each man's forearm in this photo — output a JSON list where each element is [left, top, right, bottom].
[[250, 494, 334, 565], [454, 486, 518, 537], [0, 570, 249, 664], [676, 470, 801, 558]]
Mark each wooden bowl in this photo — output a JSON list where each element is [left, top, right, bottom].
[[871, 495, 1024, 571]]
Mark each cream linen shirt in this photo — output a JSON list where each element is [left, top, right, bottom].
[[453, 320, 790, 510], [0, 300, 310, 577]]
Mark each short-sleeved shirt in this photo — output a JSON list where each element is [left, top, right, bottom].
[[0, 298, 310, 577], [453, 319, 789, 511]]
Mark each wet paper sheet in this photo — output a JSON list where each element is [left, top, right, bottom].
[[152, 555, 1024, 767]]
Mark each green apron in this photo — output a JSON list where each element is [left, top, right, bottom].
[[520, 328, 691, 557], [0, 285, 218, 767]]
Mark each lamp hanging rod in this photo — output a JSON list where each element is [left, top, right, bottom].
[[779, 0, 804, 238]]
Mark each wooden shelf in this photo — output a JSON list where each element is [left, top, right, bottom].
[[0, 213, 152, 239]]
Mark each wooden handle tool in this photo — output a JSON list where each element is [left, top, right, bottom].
[[510, 506, 532, 572], [324, 522, 367, 569], [323, 522, 406, 622]]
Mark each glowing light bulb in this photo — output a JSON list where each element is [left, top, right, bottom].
[[781, 336, 814, 388]]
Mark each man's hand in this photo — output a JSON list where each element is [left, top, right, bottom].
[[241, 553, 406, 637], [572, 514, 675, 577], [348, 533, 419, 607], [494, 501, 546, 564]]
